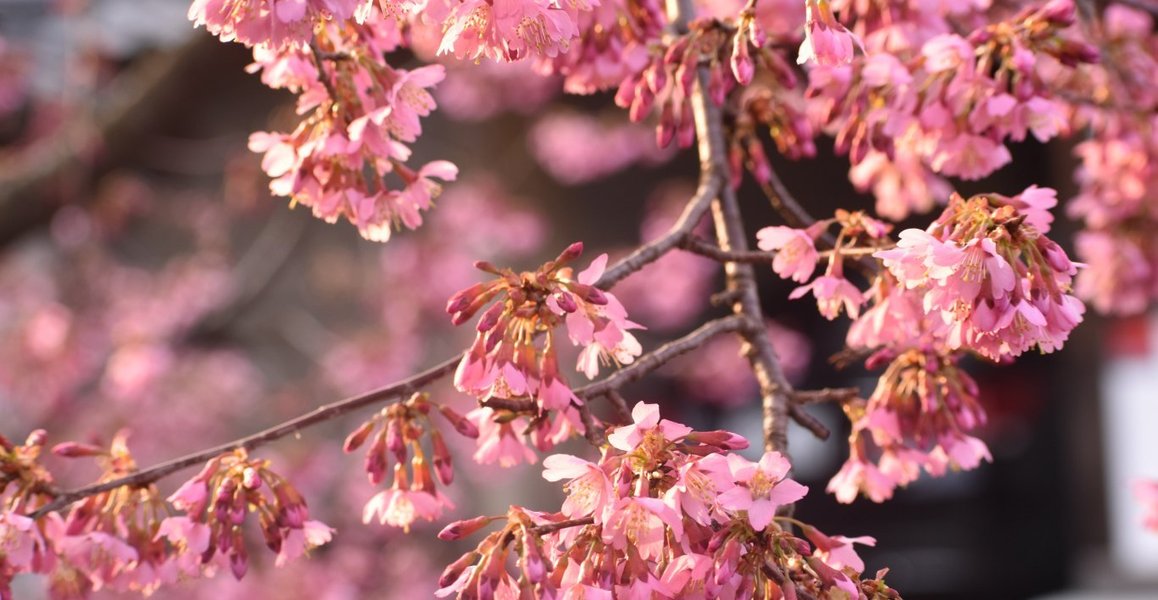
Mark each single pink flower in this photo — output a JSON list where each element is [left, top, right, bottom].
[[789, 274, 864, 320], [468, 407, 538, 467], [607, 402, 693, 451], [601, 497, 684, 561], [827, 457, 896, 503], [542, 454, 615, 523], [798, 0, 863, 67], [716, 452, 809, 531], [756, 226, 819, 283], [275, 520, 335, 567]]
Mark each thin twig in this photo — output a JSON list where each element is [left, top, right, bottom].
[[792, 387, 860, 405], [682, 236, 886, 264], [480, 316, 748, 415], [531, 517, 595, 535], [577, 315, 746, 399], [605, 390, 632, 423], [593, 176, 719, 289]]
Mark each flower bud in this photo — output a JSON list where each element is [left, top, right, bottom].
[[731, 40, 754, 85], [475, 302, 505, 333], [685, 430, 750, 450], [51, 441, 104, 458], [614, 74, 639, 109], [344, 419, 376, 453], [364, 430, 389, 486], [25, 430, 47, 448], [646, 63, 667, 94], [242, 467, 263, 490], [438, 515, 496, 541], [431, 430, 454, 486], [229, 538, 248, 580], [439, 405, 480, 439], [439, 551, 480, 588]]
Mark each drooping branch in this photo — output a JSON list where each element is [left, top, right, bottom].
[[28, 209, 735, 515], [685, 65, 803, 455]]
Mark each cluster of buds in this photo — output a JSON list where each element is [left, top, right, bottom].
[[161, 450, 332, 581], [45, 432, 175, 595], [798, 0, 863, 67], [245, 8, 458, 243], [758, 209, 892, 320], [447, 242, 642, 463], [1, 430, 53, 513], [345, 393, 472, 532], [828, 349, 989, 504], [616, 17, 782, 149], [876, 188, 1084, 361], [436, 402, 900, 599]]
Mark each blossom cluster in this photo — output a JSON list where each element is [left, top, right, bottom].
[[2, 433, 331, 598], [161, 449, 333, 581], [246, 11, 457, 242], [758, 209, 892, 320], [755, 190, 1081, 501], [807, 0, 1095, 219], [877, 189, 1083, 361], [344, 392, 474, 532], [436, 402, 898, 599], [446, 242, 642, 465], [1067, 4, 1158, 314]]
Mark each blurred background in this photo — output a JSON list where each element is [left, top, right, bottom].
[[0, 1, 1156, 598]]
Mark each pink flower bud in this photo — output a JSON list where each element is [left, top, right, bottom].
[[229, 542, 248, 580], [440, 551, 481, 588], [51, 441, 104, 458], [731, 41, 754, 85], [364, 430, 389, 485], [439, 405, 480, 439], [344, 420, 376, 453], [438, 516, 496, 541], [242, 467, 262, 490], [475, 302, 504, 333], [431, 430, 454, 486]]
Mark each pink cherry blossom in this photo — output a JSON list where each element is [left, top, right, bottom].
[[716, 452, 808, 530], [607, 402, 693, 451], [756, 225, 820, 283]]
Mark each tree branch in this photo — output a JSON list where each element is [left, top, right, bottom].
[[792, 387, 860, 405], [681, 236, 887, 264], [29, 222, 732, 516], [592, 173, 719, 289], [577, 315, 746, 400], [30, 355, 461, 518], [481, 315, 748, 415], [531, 517, 594, 535]]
